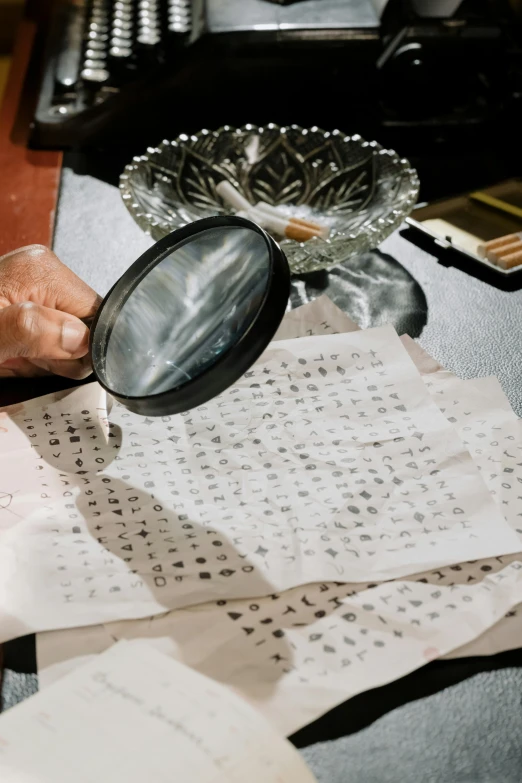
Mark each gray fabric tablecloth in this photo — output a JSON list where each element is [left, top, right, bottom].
[[301, 667, 522, 783]]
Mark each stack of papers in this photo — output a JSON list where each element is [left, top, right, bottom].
[[1, 296, 522, 736]]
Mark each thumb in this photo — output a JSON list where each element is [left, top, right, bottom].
[[0, 302, 90, 363]]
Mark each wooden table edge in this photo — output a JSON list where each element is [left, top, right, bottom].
[[0, 0, 62, 257], [0, 0, 62, 692]]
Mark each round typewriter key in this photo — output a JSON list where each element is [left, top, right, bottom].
[[110, 46, 132, 57], [89, 216, 290, 416], [113, 19, 133, 31], [86, 38, 107, 50], [81, 67, 110, 82]]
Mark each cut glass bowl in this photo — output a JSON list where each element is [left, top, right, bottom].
[[120, 124, 419, 274]]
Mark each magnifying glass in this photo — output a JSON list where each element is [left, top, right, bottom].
[[89, 216, 290, 416]]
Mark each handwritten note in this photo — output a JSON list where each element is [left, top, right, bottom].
[[0, 641, 316, 782]]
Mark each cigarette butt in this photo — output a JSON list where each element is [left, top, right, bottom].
[[286, 216, 329, 239], [244, 208, 321, 242], [284, 222, 322, 242], [485, 241, 522, 262], [216, 180, 252, 212], [256, 202, 330, 238], [495, 249, 522, 270]]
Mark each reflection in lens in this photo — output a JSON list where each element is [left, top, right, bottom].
[[103, 226, 271, 397]]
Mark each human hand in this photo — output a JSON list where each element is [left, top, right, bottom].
[[0, 245, 102, 379]]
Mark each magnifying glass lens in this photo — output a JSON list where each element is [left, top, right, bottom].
[[103, 226, 270, 396], [90, 218, 290, 416]]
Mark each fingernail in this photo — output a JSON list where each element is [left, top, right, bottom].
[[61, 321, 88, 355]]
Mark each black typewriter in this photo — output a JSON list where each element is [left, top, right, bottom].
[[32, 0, 522, 151]]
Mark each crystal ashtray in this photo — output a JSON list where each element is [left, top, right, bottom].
[[120, 124, 419, 274]]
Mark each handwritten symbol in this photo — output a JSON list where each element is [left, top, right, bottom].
[[0, 490, 21, 519]]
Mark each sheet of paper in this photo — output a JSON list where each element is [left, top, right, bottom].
[[35, 360, 522, 696], [399, 334, 444, 376], [411, 373, 522, 658], [2, 325, 519, 642], [376, 346, 522, 660], [364, 366, 522, 659], [37, 377, 522, 690], [273, 295, 359, 341], [0, 641, 316, 782], [36, 563, 522, 737], [37, 623, 119, 686]]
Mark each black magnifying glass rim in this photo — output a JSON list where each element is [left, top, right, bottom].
[[89, 215, 290, 416]]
